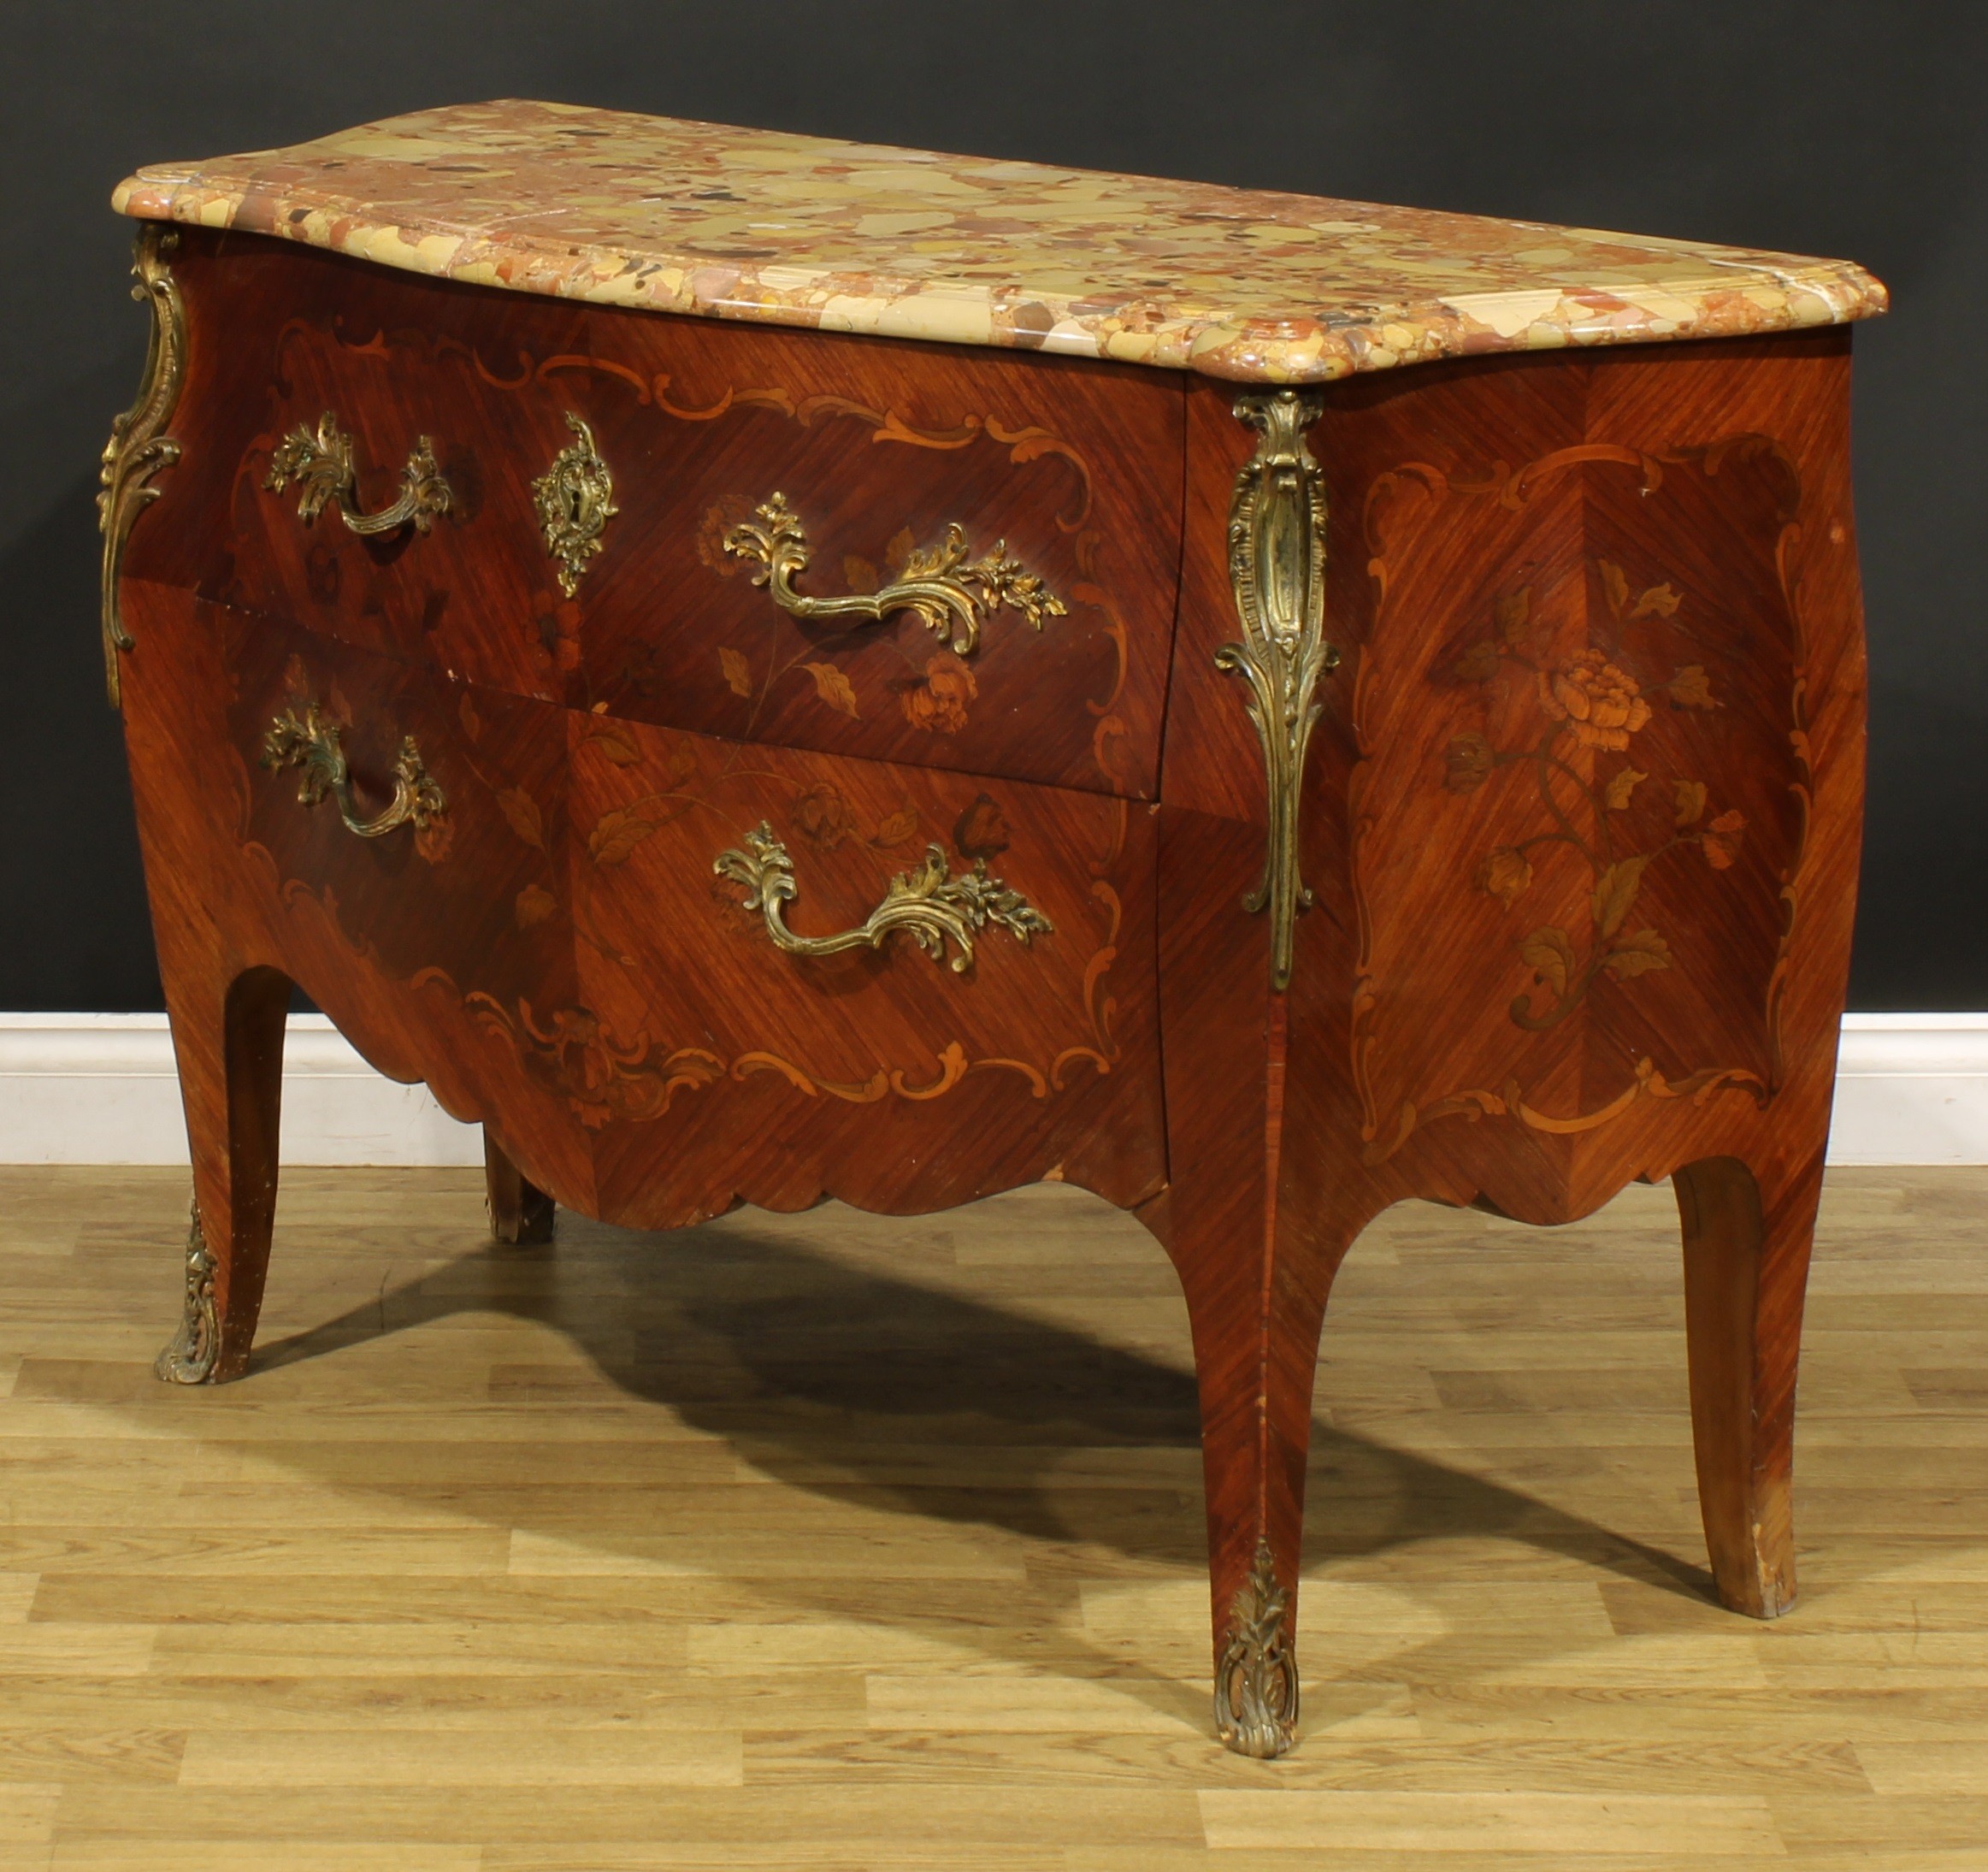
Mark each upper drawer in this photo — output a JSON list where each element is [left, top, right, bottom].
[[133, 229, 1185, 799]]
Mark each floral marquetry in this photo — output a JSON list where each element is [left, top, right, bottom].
[[1437, 562, 1752, 1034], [105, 121, 1873, 1757], [1349, 421, 1813, 1163]]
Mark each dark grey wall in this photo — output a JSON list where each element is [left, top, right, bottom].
[[3, 1, 1981, 1009]]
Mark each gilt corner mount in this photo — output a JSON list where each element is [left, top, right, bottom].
[[97, 222, 186, 709], [1218, 390, 1336, 993]]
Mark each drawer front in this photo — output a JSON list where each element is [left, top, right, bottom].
[[143, 229, 1183, 800], [222, 611, 575, 1017], [212, 613, 1163, 1217]]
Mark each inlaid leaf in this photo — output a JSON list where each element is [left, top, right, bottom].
[[1604, 766, 1647, 812], [587, 723, 642, 765], [1600, 560, 1631, 618], [1703, 809, 1747, 870], [496, 787, 546, 852], [1666, 664, 1718, 708], [871, 805, 921, 848], [457, 693, 482, 741], [1591, 856, 1649, 937], [1451, 639, 1500, 683], [588, 801, 660, 867], [884, 526, 917, 577], [719, 647, 753, 698], [1603, 926, 1672, 977], [842, 554, 881, 595], [514, 883, 557, 929], [1518, 927, 1575, 1001], [799, 661, 861, 718], [413, 816, 453, 865], [1673, 778, 1708, 826], [1601, 564, 1682, 624]]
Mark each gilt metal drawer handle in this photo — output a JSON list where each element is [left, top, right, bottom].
[[715, 822, 1051, 974], [722, 493, 1065, 655], [263, 705, 446, 838], [266, 412, 451, 536]]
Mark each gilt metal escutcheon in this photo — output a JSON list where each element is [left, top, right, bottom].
[[533, 411, 617, 597]]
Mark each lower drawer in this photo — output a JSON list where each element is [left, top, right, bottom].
[[201, 610, 1165, 1217]]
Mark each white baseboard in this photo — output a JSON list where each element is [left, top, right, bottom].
[[1, 1012, 1985, 1168], [1827, 1013, 1988, 1166], [0, 1014, 482, 1167]]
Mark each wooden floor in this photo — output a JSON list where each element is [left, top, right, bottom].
[[0, 1165, 1985, 1869]]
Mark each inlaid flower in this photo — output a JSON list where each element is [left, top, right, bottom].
[[1478, 845, 1532, 907], [792, 782, 856, 849], [953, 792, 1012, 860], [900, 653, 978, 735], [1444, 731, 1494, 792], [1539, 649, 1652, 751]]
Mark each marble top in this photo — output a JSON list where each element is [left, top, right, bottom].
[[114, 99, 1886, 385]]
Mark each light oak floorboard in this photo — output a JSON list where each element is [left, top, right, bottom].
[[0, 1164, 1984, 1865]]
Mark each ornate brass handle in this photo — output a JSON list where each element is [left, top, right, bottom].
[[263, 704, 446, 838], [714, 822, 1051, 974], [722, 493, 1065, 654], [266, 412, 451, 536]]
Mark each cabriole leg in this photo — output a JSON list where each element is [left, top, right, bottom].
[[1183, 1277, 1315, 1756], [1673, 1151, 1825, 1618], [1166, 1199, 1348, 1758], [484, 1131, 555, 1244], [156, 964, 291, 1385]]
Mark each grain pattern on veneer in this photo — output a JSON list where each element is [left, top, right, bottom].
[[126, 228, 1182, 800], [108, 206, 1868, 1755]]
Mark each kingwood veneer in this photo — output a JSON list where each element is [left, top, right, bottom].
[[98, 101, 1886, 1756]]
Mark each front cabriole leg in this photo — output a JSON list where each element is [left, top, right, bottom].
[[1674, 1149, 1827, 1618], [1149, 381, 1354, 1756], [152, 963, 292, 1384]]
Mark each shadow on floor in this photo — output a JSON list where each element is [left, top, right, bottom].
[[235, 1194, 1717, 1728]]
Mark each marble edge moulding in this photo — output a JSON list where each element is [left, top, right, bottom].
[[109, 98, 1887, 386]]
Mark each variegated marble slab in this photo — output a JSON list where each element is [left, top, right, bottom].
[[114, 98, 1885, 383]]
